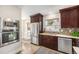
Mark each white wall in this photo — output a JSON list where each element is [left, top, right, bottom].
[[0, 5, 21, 54], [0, 5, 21, 20]]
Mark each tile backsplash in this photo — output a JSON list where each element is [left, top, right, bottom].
[[60, 28, 79, 35]]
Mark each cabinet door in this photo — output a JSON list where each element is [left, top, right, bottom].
[[72, 39, 76, 46], [39, 35, 47, 46], [61, 11, 70, 28], [49, 36, 58, 50], [69, 9, 78, 28], [39, 17, 43, 32], [39, 35, 58, 50], [31, 17, 36, 23], [60, 7, 78, 28], [40, 35, 50, 47], [72, 39, 79, 47]]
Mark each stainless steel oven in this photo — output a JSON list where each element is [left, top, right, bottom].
[[2, 32, 19, 44], [3, 20, 19, 32], [0, 18, 19, 46], [3, 21, 18, 27], [2, 21, 19, 45]]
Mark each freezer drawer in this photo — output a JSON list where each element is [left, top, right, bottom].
[[31, 36, 39, 45], [58, 37, 72, 54]]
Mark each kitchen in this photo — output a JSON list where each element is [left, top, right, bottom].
[[23, 5, 79, 54], [0, 0, 79, 59], [0, 5, 79, 54]]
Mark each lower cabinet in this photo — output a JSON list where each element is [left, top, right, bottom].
[[72, 39, 79, 47], [39, 35, 79, 53], [39, 35, 58, 50], [72, 39, 79, 54]]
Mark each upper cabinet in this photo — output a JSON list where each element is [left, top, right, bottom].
[[60, 5, 79, 28], [30, 13, 43, 32], [30, 13, 43, 23]]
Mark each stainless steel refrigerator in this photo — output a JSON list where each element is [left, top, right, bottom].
[[30, 22, 39, 45]]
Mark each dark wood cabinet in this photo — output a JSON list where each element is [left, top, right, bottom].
[[30, 13, 43, 23], [39, 35, 58, 50], [60, 10, 70, 28], [30, 13, 43, 32], [72, 39, 79, 53], [72, 39, 79, 47], [60, 6, 79, 28]]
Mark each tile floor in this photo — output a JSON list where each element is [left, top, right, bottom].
[[21, 39, 63, 54], [21, 39, 40, 54], [35, 47, 63, 54]]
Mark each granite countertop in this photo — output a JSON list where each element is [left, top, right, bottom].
[[40, 32, 79, 39]]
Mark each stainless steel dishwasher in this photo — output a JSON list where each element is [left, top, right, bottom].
[[58, 37, 72, 54]]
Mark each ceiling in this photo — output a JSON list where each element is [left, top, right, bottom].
[[17, 5, 75, 19], [19, 5, 74, 15], [22, 5, 58, 16]]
